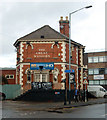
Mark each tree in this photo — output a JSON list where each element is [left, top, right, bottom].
[[0, 76, 8, 85]]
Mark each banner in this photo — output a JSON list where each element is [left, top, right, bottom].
[[30, 62, 54, 70], [31, 82, 52, 90]]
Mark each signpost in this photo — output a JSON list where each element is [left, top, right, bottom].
[[61, 79, 67, 105], [65, 69, 75, 84], [65, 69, 75, 104]]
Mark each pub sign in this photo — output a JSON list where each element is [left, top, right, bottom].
[[30, 62, 54, 70]]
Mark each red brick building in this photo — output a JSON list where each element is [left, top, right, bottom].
[[0, 68, 16, 84], [14, 16, 85, 91]]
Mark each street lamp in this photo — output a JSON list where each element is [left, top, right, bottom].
[[68, 5, 92, 104]]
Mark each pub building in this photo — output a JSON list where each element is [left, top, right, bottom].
[[14, 16, 85, 92]]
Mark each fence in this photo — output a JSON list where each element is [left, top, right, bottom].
[[0, 84, 21, 99]]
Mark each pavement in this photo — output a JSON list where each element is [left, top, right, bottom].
[[45, 98, 107, 113]]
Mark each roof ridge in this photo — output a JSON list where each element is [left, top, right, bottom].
[[17, 25, 50, 40]]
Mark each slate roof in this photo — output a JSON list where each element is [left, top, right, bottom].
[[17, 25, 68, 40], [14, 25, 84, 47]]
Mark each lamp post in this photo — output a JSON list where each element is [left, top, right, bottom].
[[68, 5, 92, 104]]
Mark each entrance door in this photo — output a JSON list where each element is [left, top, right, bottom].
[[34, 74, 48, 82]]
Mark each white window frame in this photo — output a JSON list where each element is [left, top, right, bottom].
[[89, 80, 94, 85], [34, 74, 48, 82], [5, 74, 14, 79], [103, 56, 107, 62], [100, 80, 105, 85], [105, 68, 107, 74], [94, 68, 99, 74], [88, 57, 93, 63], [94, 80, 99, 85], [93, 57, 98, 63], [99, 56, 104, 62], [88, 69, 93, 75], [105, 80, 107, 85]]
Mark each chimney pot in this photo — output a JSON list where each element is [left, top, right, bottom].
[[66, 16, 68, 21], [60, 16, 63, 21]]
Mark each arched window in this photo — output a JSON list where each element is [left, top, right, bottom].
[[27, 70, 31, 83]]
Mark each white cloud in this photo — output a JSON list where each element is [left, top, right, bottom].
[[71, 0, 105, 52], [0, 53, 16, 67], [0, 0, 106, 67]]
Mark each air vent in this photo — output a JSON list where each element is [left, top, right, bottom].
[[41, 35, 44, 38], [26, 41, 30, 44]]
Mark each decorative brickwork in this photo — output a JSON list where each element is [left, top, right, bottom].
[[14, 19, 85, 91]]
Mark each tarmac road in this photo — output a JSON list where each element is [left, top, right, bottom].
[[1, 99, 107, 119]]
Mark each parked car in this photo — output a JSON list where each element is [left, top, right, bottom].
[[88, 85, 106, 98], [104, 92, 107, 98], [0, 92, 6, 100]]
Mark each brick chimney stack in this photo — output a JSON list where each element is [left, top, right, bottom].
[[59, 16, 69, 37]]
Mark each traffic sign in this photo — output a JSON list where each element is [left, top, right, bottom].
[[83, 80, 88, 84], [65, 69, 75, 73]]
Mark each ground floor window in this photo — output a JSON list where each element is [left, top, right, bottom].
[[89, 80, 94, 85], [5, 75, 14, 79], [94, 80, 99, 85], [34, 74, 48, 82], [35, 74, 40, 82], [27, 70, 31, 83], [100, 80, 105, 85]]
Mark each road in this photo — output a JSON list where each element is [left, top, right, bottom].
[[1, 100, 107, 119]]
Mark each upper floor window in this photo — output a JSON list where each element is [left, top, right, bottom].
[[88, 56, 107, 63], [88, 68, 107, 75], [89, 80, 107, 85], [27, 70, 31, 83], [104, 56, 107, 62], [93, 57, 98, 63], [99, 56, 104, 62], [89, 80, 94, 85], [5, 75, 14, 79], [100, 80, 105, 85], [94, 68, 99, 74], [105, 68, 107, 74], [94, 80, 99, 85], [88, 57, 93, 63], [88, 69, 93, 74], [99, 68, 105, 74]]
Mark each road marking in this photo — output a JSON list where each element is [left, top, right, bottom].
[[101, 114, 107, 116], [20, 113, 27, 116]]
